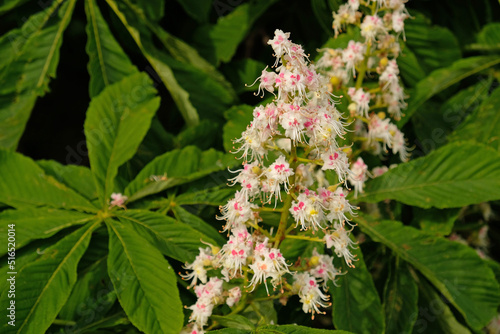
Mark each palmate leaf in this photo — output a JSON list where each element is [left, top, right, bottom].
[[84, 72, 160, 205], [115, 209, 218, 263], [383, 259, 418, 334], [106, 218, 183, 334], [109, 0, 238, 119], [413, 276, 470, 334], [0, 0, 29, 14], [193, 0, 278, 65], [0, 150, 97, 212], [172, 205, 226, 246], [0, 208, 93, 256], [398, 55, 500, 127], [125, 146, 233, 202], [0, 220, 100, 334], [37, 160, 98, 201], [404, 12, 461, 74], [330, 239, 385, 334], [412, 78, 492, 151], [355, 216, 500, 330], [85, 0, 139, 98], [105, 0, 200, 127], [58, 256, 116, 324], [356, 142, 500, 208], [0, 0, 76, 150], [208, 325, 354, 333], [449, 86, 500, 151]]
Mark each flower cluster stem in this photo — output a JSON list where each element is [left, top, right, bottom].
[[273, 144, 298, 248]]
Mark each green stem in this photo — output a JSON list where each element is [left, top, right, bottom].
[[273, 145, 298, 248], [285, 234, 324, 243], [52, 319, 77, 326], [296, 157, 323, 166]]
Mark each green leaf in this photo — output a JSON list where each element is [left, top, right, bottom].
[[125, 146, 232, 202], [449, 86, 500, 151], [37, 160, 98, 201], [177, 120, 219, 149], [413, 208, 459, 237], [116, 209, 217, 262], [106, 218, 184, 334], [355, 216, 500, 330], [58, 256, 116, 322], [0, 220, 99, 334], [404, 12, 461, 74], [223, 104, 254, 152], [311, 0, 335, 36], [398, 56, 500, 127], [356, 142, 500, 208], [0, 0, 77, 149], [257, 324, 354, 333], [175, 186, 235, 206], [129, 0, 164, 22], [223, 59, 268, 94], [330, 240, 385, 334], [318, 27, 362, 56], [174, 0, 211, 23], [412, 79, 492, 151], [105, 0, 201, 126], [0, 150, 97, 211], [172, 205, 226, 246], [193, 0, 278, 65], [413, 275, 470, 334], [161, 56, 236, 119], [0, 208, 93, 256], [0, 0, 30, 14], [399, 42, 427, 87], [84, 72, 160, 205], [468, 22, 500, 52], [211, 314, 255, 330], [85, 0, 139, 98], [383, 259, 418, 334]]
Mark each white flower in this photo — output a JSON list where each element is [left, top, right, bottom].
[[309, 248, 342, 286], [267, 29, 291, 61], [322, 187, 357, 225], [321, 149, 350, 182], [110, 193, 127, 208], [248, 239, 290, 294], [279, 103, 306, 142], [181, 247, 214, 286], [392, 9, 408, 34], [264, 155, 294, 204], [226, 287, 242, 307], [361, 15, 386, 42], [217, 191, 259, 232], [215, 226, 254, 280], [290, 190, 325, 231], [189, 300, 214, 327], [233, 124, 270, 162], [348, 157, 368, 198], [342, 41, 366, 77], [348, 87, 371, 118], [325, 223, 358, 268], [292, 272, 330, 319], [194, 277, 224, 304], [228, 161, 262, 200], [372, 166, 389, 177]]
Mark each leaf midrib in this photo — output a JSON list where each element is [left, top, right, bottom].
[[359, 171, 500, 199], [108, 220, 165, 333], [17, 219, 99, 333], [88, 0, 110, 87], [35, 0, 77, 89]]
